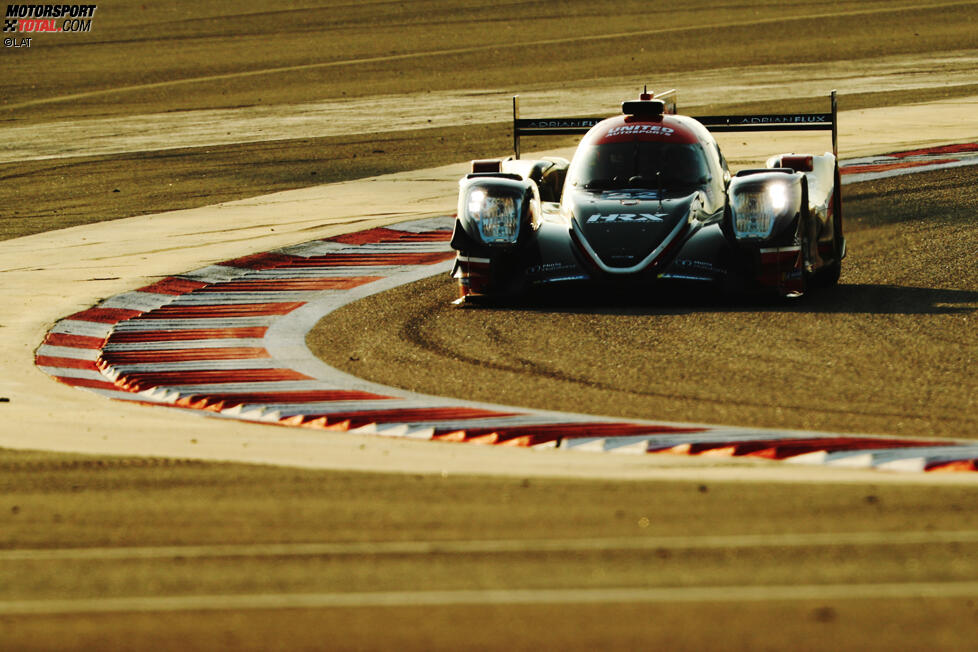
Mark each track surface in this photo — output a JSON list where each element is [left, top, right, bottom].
[[311, 165, 978, 442], [33, 155, 978, 473]]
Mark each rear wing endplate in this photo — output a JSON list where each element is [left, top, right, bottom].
[[512, 90, 838, 159]]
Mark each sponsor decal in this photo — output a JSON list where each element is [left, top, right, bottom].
[[742, 114, 829, 124], [713, 114, 831, 126], [603, 191, 660, 200], [527, 261, 579, 276], [3, 3, 97, 44], [606, 124, 675, 138], [536, 274, 589, 283], [521, 119, 601, 130], [674, 259, 716, 273], [586, 213, 666, 223]]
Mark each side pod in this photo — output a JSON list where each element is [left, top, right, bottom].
[[727, 169, 808, 296], [452, 164, 541, 299]]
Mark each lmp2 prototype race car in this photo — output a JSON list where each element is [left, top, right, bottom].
[[450, 89, 845, 301]]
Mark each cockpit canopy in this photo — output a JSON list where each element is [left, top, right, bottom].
[[566, 140, 712, 193]]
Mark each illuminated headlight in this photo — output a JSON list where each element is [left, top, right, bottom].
[[732, 183, 790, 239], [465, 187, 521, 244]]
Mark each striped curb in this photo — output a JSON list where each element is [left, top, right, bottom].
[[35, 145, 978, 473], [839, 142, 978, 183]]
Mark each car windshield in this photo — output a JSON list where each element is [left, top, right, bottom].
[[567, 141, 711, 193]]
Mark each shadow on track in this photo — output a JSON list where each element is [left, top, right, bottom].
[[469, 283, 978, 317]]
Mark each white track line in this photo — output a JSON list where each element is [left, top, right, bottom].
[[4, 582, 978, 615], [3, 530, 978, 562]]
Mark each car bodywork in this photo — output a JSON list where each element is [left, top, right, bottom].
[[450, 90, 845, 300]]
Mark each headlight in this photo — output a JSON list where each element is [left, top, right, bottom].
[[464, 187, 522, 244], [731, 183, 791, 239]]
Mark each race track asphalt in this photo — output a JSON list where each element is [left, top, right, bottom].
[[310, 166, 978, 442]]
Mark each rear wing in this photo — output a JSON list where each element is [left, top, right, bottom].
[[512, 90, 838, 158]]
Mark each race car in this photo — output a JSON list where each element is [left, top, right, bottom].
[[449, 89, 845, 301]]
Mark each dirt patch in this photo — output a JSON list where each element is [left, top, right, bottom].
[[4, 0, 976, 123]]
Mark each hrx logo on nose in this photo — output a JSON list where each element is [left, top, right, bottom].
[[586, 213, 666, 223]]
